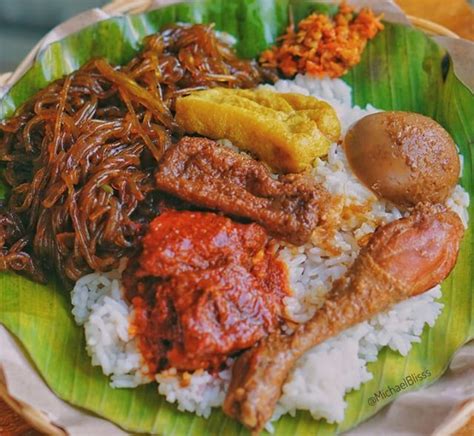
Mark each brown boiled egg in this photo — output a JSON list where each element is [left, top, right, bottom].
[[344, 111, 460, 207]]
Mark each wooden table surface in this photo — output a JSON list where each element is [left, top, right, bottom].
[[1, 0, 473, 434]]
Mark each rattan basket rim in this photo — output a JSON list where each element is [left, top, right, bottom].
[[103, 0, 460, 38]]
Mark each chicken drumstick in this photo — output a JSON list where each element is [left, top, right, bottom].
[[223, 205, 464, 433]]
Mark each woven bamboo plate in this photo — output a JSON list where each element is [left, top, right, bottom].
[[0, 0, 469, 434]]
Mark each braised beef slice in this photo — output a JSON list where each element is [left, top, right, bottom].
[[155, 137, 328, 245]]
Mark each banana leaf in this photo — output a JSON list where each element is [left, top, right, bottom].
[[0, 1, 472, 434]]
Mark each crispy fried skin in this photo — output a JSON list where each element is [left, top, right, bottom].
[[223, 205, 465, 433], [155, 137, 329, 245]]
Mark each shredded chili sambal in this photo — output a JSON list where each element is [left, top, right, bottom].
[[123, 210, 290, 373]]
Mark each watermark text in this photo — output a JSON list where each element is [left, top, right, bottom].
[[367, 369, 431, 406]]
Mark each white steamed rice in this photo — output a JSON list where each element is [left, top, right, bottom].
[[71, 74, 470, 425]]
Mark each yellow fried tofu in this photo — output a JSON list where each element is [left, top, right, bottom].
[[175, 88, 341, 173]]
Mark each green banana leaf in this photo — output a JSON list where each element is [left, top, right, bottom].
[[0, 1, 473, 434]]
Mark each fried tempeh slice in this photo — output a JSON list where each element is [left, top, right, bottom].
[[155, 137, 329, 245], [223, 205, 465, 433]]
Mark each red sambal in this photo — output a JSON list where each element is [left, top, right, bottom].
[[123, 210, 289, 373]]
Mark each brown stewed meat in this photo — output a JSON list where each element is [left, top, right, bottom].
[[155, 137, 328, 245], [223, 205, 464, 433]]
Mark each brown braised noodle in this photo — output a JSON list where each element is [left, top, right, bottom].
[[0, 24, 269, 286]]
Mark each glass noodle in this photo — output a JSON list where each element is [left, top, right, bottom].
[[0, 24, 270, 286]]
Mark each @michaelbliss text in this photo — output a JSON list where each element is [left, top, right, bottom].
[[368, 369, 432, 406]]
